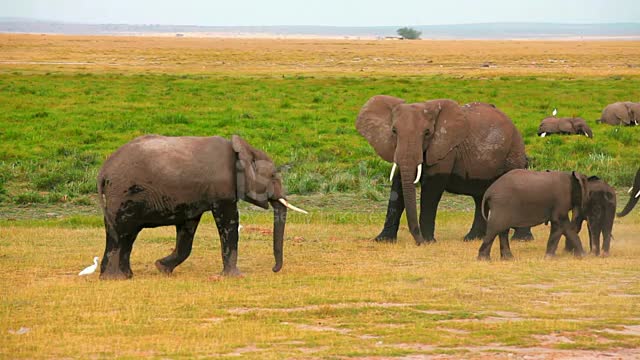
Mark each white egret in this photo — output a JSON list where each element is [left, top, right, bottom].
[[552, 108, 557, 116], [79, 256, 99, 276]]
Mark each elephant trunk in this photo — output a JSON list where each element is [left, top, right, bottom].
[[270, 200, 287, 272], [618, 169, 640, 217], [400, 166, 425, 245]]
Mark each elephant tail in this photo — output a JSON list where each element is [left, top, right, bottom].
[[481, 195, 491, 221]]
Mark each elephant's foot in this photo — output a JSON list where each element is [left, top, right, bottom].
[[477, 253, 491, 261], [209, 268, 244, 281], [463, 231, 484, 242], [374, 231, 398, 242], [573, 251, 586, 259], [99, 269, 133, 280], [154, 260, 175, 275], [544, 253, 556, 259], [500, 252, 514, 260], [601, 251, 610, 258], [511, 228, 534, 241]]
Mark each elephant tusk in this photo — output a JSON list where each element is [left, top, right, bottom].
[[390, 163, 397, 182], [413, 164, 422, 184], [540, 132, 547, 137], [636, 189, 640, 199], [629, 187, 634, 194], [278, 198, 309, 214]]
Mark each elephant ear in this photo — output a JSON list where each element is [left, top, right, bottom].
[[231, 135, 269, 209], [425, 99, 469, 166], [356, 95, 405, 163], [571, 171, 589, 212]]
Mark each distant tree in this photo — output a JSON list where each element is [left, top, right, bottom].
[[397, 27, 421, 40]]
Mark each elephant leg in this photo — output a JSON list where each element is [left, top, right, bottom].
[[463, 195, 487, 241], [511, 227, 534, 241], [155, 216, 201, 275], [560, 219, 585, 258], [589, 221, 602, 257], [419, 175, 448, 242], [478, 222, 505, 260], [544, 221, 564, 258], [100, 220, 140, 280], [212, 201, 242, 277], [498, 230, 513, 260], [602, 213, 614, 257], [375, 173, 405, 242]]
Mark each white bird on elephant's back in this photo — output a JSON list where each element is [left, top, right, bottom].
[[79, 256, 99, 276]]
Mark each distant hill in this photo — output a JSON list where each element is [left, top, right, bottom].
[[1, 18, 639, 39]]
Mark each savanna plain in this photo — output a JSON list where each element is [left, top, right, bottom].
[[1, 34, 640, 359]]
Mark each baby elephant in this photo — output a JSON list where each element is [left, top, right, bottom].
[[568, 176, 616, 257], [537, 116, 593, 138], [478, 169, 588, 260]]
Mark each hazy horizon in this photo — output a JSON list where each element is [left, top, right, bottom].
[[1, 0, 639, 27]]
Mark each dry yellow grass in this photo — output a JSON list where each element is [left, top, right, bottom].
[[1, 34, 640, 76], [1, 211, 639, 358]]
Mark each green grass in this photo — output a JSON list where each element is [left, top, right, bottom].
[[0, 73, 638, 204]]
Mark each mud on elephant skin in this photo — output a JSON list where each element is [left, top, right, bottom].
[[598, 101, 640, 126], [567, 176, 616, 257], [478, 169, 590, 260], [537, 116, 593, 138], [97, 135, 307, 280], [618, 167, 640, 217], [356, 95, 533, 245]]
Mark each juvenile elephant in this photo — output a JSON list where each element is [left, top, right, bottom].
[[478, 170, 588, 260], [356, 96, 533, 244], [568, 176, 616, 257], [618, 168, 640, 217], [537, 116, 593, 138], [97, 135, 306, 280], [598, 102, 640, 126]]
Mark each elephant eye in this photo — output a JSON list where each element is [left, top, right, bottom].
[[424, 129, 431, 136], [391, 127, 397, 135]]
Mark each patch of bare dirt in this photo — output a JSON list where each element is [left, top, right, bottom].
[[603, 325, 640, 336], [225, 344, 261, 357]]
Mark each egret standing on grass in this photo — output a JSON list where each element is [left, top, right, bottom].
[[79, 257, 99, 276], [552, 108, 557, 116]]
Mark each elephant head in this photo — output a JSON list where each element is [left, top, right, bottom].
[[232, 135, 307, 272], [626, 102, 640, 126], [618, 168, 640, 217], [569, 118, 593, 138], [356, 96, 468, 244]]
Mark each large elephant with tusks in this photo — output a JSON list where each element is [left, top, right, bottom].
[[97, 135, 307, 280], [356, 96, 533, 244]]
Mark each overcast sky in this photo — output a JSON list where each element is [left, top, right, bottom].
[[2, 0, 638, 26]]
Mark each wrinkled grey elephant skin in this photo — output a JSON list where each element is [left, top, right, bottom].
[[356, 96, 532, 245], [97, 134, 294, 280]]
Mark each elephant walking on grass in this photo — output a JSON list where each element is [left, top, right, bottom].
[[618, 168, 640, 217], [356, 96, 533, 244], [97, 135, 306, 280], [478, 170, 589, 260]]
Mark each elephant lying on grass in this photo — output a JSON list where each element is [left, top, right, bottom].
[[478, 170, 588, 260], [537, 116, 593, 138], [97, 135, 306, 280], [598, 102, 640, 126]]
